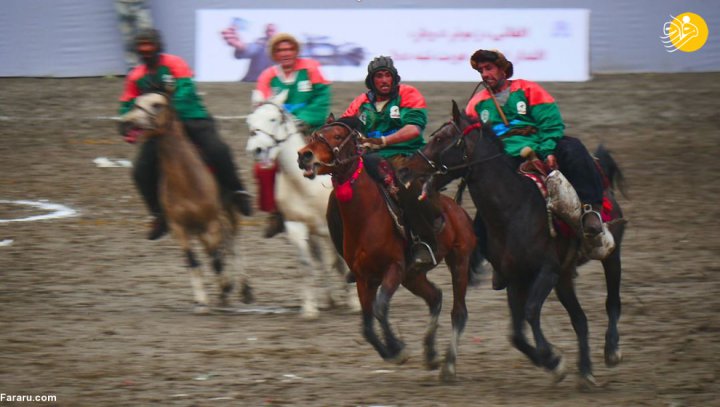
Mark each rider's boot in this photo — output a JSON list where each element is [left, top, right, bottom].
[[581, 203, 603, 238], [411, 240, 437, 266], [264, 211, 285, 238], [410, 216, 444, 266]]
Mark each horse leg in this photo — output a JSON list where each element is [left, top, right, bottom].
[[507, 285, 541, 365], [171, 225, 208, 314], [402, 270, 443, 371], [602, 242, 623, 367], [525, 265, 565, 381], [555, 270, 596, 387], [356, 277, 391, 359], [184, 248, 209, 314], [331, 250, 361, 312], [440, 253, 470, 382], [201, 220, 234, 307], [285, 221, 320, 319], [374, 263, 407, 364]]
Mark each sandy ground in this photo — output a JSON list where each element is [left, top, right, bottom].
[[0, 74, 719, 406]]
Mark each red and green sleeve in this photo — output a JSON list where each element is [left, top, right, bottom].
[[465, 79, 565, 158], [255, 58, 331, 129], [119, 54, 208, 120]]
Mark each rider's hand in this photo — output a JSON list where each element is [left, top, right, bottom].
[[545, 154, 558, 170], [360, 136, 386, 151]]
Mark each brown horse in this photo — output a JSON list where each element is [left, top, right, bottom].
[[120, 92, 248, 313], [297, 115, 476, 381]]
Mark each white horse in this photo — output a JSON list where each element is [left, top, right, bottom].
[[245, 90, 360, 318]]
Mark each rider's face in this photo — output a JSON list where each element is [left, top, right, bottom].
[[136, 41, 160, 67], [478, 62, 507, 92], [372, 70, 394, 98], [273, 40, 298, 71]]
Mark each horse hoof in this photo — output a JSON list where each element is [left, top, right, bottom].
[[550, 357, 567, 383], [425, 357, 441, 371], [577, 373, 605, 391], [301, 307, 320, 320], [605, 349, 623, 367], [440, 364, 456, 383], [240, 284, 255, 304], [193, 304, 210, 314], [386, 348, 410, 365]]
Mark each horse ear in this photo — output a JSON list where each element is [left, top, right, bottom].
[[251, 90, 266, 107], [326, 113, 336, 124], [451, 100, 462, 123], [270, 89, 289, 106]]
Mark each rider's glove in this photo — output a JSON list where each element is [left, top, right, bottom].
[[545, 154, 558, 170], [360, 136, 386, 151]]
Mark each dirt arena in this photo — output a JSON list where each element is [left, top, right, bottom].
[[1, 74, 718, 406]]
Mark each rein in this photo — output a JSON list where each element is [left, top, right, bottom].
[[251, 101, 297, 146], [308, 121, 362, 168], [420, 121, 503, 175]]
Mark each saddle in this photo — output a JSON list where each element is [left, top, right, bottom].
[[364, 155, 445, 242], [517, 149, 618, 259]]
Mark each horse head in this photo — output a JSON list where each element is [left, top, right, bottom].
[[297, 114, 363, 179], [245, 89, 299, 161], [397, 100, 490, 190], [119, 92, 175, 142]]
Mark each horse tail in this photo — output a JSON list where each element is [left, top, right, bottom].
[[595, 144, 628, 199]]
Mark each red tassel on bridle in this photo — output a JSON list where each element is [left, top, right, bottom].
[[333, 158, 364, 202]]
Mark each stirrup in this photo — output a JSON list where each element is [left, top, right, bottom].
[[581, 204, 603, 237], [411, 240, 437, 266]]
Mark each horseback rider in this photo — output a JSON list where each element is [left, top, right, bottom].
[[253, 32, 332, 238], [465, 48, 605, 289], [341, 56, 442, 266], [119, 28, 253, 240]]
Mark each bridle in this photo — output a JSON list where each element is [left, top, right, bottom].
[[415, 120, 503, 176], [248, 101, 297, 146], [306, 121, 363, 167], [133, 91, 175, 132]]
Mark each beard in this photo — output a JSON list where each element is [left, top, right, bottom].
[[140, 53, 160, 69]]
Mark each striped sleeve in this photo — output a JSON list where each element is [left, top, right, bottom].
[[464, 89, 491, 119], [342, 94, 370, 117], [255, 66, 278, 98]]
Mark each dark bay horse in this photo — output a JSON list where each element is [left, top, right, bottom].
[[398, 101, 627, 386], [297, 116, 476, 381], [121, 92, 249, 313]]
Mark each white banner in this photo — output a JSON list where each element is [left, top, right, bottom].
[[196, 9, 589, 82]]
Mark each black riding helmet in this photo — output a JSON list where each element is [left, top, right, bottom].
[[364, 56, 401, 97], [135, 28, 164, 68], [135, 28, 164, 52]]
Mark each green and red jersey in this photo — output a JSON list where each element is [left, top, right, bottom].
[[465, 79, 565, 158], [119, 54, 209, 120], [342, 84, 428, 158], [256, 58, 331, 129]]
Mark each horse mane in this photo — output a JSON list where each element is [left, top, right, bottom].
[[458, 112, 517, 171], [336, 116, 363, 131], [363, 153, 391, 184]]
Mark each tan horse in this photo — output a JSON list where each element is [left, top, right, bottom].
[[121, 92, 248, 313]]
